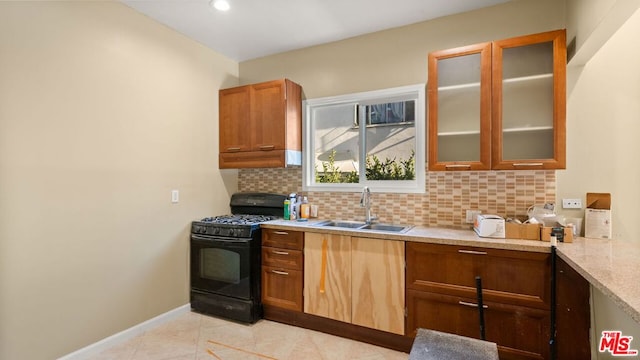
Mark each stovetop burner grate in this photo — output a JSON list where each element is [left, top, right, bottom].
[[200, 214, 277, 225]]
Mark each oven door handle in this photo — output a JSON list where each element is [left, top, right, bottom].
[[191, 234, 251, 244]]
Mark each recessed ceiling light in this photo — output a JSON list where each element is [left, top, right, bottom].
[[211, 0, 230, 11]]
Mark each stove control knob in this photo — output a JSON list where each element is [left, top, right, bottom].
[[228, 229, 235, 237], [213, 228, 220, 235]]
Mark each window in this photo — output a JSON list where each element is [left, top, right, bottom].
[[356, 101, 415, 127], [303, 84, 425, 193]]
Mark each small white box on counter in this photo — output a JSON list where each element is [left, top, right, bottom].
[[474, 214, 505, 238]]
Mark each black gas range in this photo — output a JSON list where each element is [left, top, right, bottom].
[[191, 214, 277, 238], [190, 192, 286, 323]]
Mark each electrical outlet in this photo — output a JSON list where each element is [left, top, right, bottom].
[[562, 198, 582, 209], [466, 210, 482, 224], [171, 190, 179, 203]]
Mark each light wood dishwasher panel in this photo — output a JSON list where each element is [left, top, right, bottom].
[[351, 237, 405, 335], [303, 232, 352, 323]]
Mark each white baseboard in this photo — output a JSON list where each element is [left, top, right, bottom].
[[58, 303, 191, 360]]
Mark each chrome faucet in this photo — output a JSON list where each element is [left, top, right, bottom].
[[360, 186, 377, 224]]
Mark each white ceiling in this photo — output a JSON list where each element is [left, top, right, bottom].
[[121, 0, 511, 62]]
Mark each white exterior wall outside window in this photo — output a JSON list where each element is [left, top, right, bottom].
[[303, 85, 425, 193]]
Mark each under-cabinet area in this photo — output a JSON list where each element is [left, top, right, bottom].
[[428, 29, 566, 171]]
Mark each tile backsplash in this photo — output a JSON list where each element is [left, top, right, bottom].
[[238, 168, 555, 229]]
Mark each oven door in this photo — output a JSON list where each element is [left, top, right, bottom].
[[190, 234, 255, 300]]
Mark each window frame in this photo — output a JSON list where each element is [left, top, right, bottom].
[[302, 84, 426, 193]]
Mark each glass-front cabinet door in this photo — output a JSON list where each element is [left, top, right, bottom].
[[427, 29, 566, 171], [492, 30, 566, 169], [428, 43, 491, 171]]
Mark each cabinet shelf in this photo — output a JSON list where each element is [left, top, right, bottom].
[[438, 73, 552, 92], [502, 73, 553, 84], [503, 126, 552, 133], [438, 82, 481, 91], [438, 130, 480, 136], [438, 126, 551, 137]]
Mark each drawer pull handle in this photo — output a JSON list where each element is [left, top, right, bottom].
[[226, 147, 241, 152], [272, 250, 290, 255], [273, 231, 289, 235], [271, 270, 289, 276], [513, 163, 544, 167], [458, 250, 488, 255], [259, 145, 275, 150], [459, 301, 488, 309], [445, 164, 472, 169]]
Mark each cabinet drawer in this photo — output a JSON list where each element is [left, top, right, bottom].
[[406, 242, 550, 308], [262, 229, 303, 250], [262, 265, 303, 311], [406, 290, 550, 360], [262, 247, 303, 270]]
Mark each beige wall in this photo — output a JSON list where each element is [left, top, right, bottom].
[[563, 6, 640, 358], [560, 4, 640, 242], [239, 0, 565, 228], [240, 0, 565, 98], [0, 2, 238, 359]]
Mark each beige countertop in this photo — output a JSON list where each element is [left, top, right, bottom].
[[556, 238, 640, 324], [262, 219, 552, 252], [262, 219, 640, 325]]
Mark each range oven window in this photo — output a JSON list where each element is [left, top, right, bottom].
[[200, 248, 240, 284], [190, 235, 254, 300]]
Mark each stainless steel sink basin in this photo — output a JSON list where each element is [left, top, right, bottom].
[[316, 220, 412, 233], [317, 220, 367, 228], [359, 223, 410, 232]]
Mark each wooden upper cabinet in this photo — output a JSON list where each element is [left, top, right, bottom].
[[427, 29, 566, 171], [492, 30, 566, 169], [219, 79, 302, 169], [428, 42, 492, 171], [219, 86, 251, 153]]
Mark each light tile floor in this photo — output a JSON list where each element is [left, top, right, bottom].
[[92, 311, 410, 360]]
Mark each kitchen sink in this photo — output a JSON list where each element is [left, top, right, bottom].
[[316, 220, 412, 233], [317, 220, 367, 228], [359, 223, 409, 232]]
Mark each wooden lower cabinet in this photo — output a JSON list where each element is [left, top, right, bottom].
[[261, 229, 304, 312], [304, 232, 352, 322], [351, 237, 405, 335], [406, 242, 551, 309], [556, 256, 591, 359], [262, 265, 303, 311], [406, 242, 552, 359], [303, 233, 405, 335], [407, 290, 550, 359]]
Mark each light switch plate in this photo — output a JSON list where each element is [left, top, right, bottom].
[[171, 190, 179, 203]]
